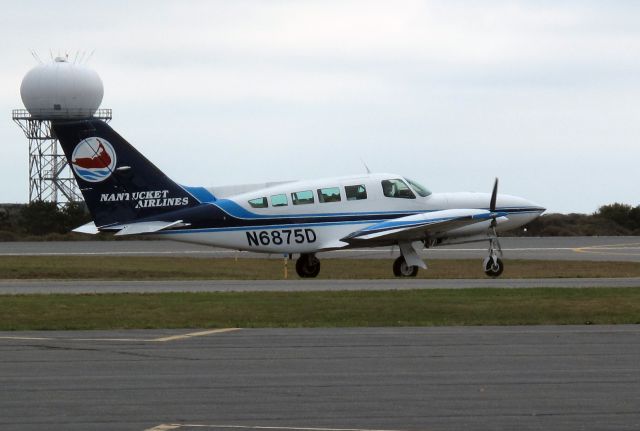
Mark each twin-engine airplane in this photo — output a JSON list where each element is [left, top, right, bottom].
[[52, 119, 545, 278]]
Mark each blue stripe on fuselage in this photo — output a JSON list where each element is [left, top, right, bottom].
[[181, 185, 217, 203], [211, 199, 539, 222], [153, 206, 540, 235], [156, 219, 377, 234]]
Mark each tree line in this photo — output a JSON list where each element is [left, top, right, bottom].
[[0, 201, 639, 240], [516, 203, 640, 236], [0, 201, 91, 240]]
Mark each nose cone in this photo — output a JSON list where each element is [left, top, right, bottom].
[[524, 200, 546, 225], [519, 197, 545, 215], [498, 194, 545, 213], [495, 194, 545, 231], [531, 203, 546, 215]]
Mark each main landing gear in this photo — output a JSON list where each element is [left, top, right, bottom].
[[392, 242, 426, 277], [393, 256, 419, 277], [296, 253, 321, 278]]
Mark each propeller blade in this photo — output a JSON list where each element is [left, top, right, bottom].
[[490, 178, 499, 212]]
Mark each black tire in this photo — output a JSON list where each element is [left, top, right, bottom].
[[296, 254, 321, 278], [393, 256, 418, 277], [484, 257, 504, 278]]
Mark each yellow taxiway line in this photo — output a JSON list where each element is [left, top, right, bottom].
[[573, 241, 640, 257], [152, 328, 240, 342], [0, 328, 241, 343]]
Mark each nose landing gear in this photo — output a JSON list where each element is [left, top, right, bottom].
[[482, 177, 505, 278], [483, 236, 504, 277], [483, 256, 504, 277]]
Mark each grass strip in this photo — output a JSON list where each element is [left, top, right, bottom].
[[2, 256, 640, 279], [1, 288, 639, 330]]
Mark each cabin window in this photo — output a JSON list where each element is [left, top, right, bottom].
[[345, 184, 367, 200], [317, 187, 341, 203], [248, 197, 268, 208], [271, 193, 288, 207], [405, 178, 432, 197], [292, 190, 314, 205], [381, 179, 416, 199]]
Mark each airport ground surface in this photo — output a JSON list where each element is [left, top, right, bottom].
[[2, 236, 640, 261], [1, 325, 639, 431], [2, 236, 639, 293], [2, 238, 639, 430]]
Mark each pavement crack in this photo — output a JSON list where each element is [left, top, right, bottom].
[[17, 343, 198, 361]]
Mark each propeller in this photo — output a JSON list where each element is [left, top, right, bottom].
[[489, 178, 498, 228], [488, 177, 502, 257]]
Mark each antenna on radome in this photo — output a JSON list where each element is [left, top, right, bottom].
[[30, 50, 43, 64], [86, 49, 95, 64], [361, 159, 372, 174]]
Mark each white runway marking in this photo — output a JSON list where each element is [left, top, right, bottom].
[[0, 328, 240, 343], [5, 244, 640, 256], [144, 425, 406, 431], [0, 250, 240, 257], [0, 247, 587, 256], [0, 249, 394, 257], [145, 425, 181, 431]]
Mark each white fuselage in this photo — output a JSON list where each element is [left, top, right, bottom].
[[157, 173, 544, 254]]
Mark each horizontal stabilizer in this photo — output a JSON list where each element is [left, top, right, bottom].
[[72, 221, 100, 234], [113, 220, 187, 236]]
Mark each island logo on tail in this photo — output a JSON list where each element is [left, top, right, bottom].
[[71, 137, 117, 183]]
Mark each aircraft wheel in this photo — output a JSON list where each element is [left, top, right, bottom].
[[483, 256, 504, 278], [393, 256, 418, 277], [296, 254, 321, 278]]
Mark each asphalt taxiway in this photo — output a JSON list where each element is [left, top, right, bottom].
[[2, 236, 640, 261], [1, 277, 639, 295], [2, 236, 639, 294], [1, 325, 638, 431], [2, 238, 639, 430]]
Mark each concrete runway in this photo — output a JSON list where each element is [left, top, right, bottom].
[[2, 236, 640, 261], [1, 326, 639, 431], [1, 277, 640, 295]]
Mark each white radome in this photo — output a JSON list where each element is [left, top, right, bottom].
[[20, 56, 104, 118]]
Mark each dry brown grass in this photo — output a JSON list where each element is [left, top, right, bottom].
[[1, 256, 639, 280]]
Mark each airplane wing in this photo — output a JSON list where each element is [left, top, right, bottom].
[[341, 209, 508, 246], [73, 220, 188, 236]]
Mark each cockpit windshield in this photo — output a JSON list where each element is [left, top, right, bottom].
[[405, 178, 432, 197]]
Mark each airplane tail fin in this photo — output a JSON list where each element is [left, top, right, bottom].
[[52, 119, 209, 228]]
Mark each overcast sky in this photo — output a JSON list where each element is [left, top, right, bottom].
[[1, 0, 638, 213]]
